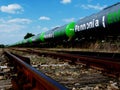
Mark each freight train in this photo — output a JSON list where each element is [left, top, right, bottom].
[[10, 2, 120, 47]]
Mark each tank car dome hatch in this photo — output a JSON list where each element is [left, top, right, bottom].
[[65, 22, 75, 40]]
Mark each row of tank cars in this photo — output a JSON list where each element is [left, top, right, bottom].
[[10, 3, 120, 47]]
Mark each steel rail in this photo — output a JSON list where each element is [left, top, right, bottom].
[[4, 51, 68, 90]]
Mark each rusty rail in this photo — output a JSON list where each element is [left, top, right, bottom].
[[4, 51, 68, 90], [13, 49, 120, 77]]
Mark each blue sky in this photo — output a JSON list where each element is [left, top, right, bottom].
[[0, 0, 119, 45]]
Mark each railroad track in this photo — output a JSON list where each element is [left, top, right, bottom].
[[4, 50, 68, 90], [11, 48, 120, 78]]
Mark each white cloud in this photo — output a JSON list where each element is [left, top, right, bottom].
[[36, 25, 41, 30], [0, 17, 32, 44], [7, 18, 32, 24], [0, 24, 25, 33], [0, 3, 24, 14], [0, 18, 32, 24], [39, 16, 51, 20], [63, 18, 75, 22], [81, 3, 107, 10], [60, 0, 71, 4], [42, 27, 49, 31], [36, 25, 49, 32], [0, 18, 31, 33]]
